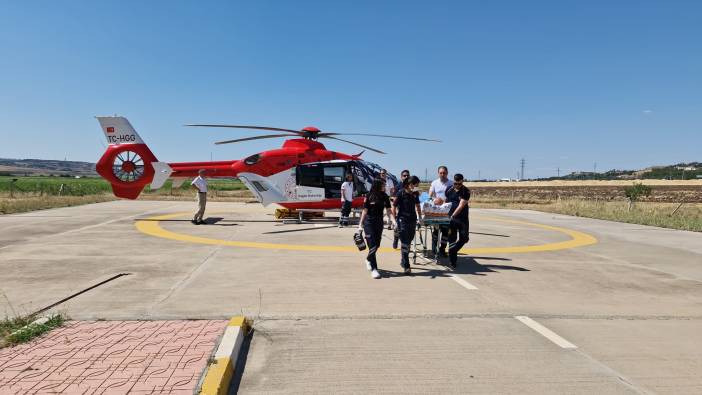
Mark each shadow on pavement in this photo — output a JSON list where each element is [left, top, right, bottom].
[[263, 225, 339, 234], [228, 329, 254, 394], [469, 231, 510, 238], [380, 256, 529, 279], [454, 257, 530, 276]]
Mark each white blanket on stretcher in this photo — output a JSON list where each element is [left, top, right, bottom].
[[421, 201, 453, 216]]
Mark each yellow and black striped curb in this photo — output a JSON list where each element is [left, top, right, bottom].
[[199, 316, 250, 395]]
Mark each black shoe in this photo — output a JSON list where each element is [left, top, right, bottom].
[[392, 242, 398, 249], [198, 220, 206, 225], [191, 220, 198, 225], [450, 261, 457, 269]]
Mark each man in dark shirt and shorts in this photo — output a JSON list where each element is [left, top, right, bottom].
[[445, 173, 471, 269]]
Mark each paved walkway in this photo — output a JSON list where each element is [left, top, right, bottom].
[[0, 320, 226, 394]]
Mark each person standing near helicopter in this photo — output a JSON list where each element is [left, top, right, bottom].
[[392, 169, 411, 249], [392, 175, 422, 274], [379, 169, 396, 230], [339, 172, 354, 227], [357, 178, 396, 279]]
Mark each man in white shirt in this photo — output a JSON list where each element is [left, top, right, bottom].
[[379, 169, 395, 229], [428, 166, 453, 256], [191, 169, 208, 225], [339, 172, 354, 227], [429, 166, 454, 204]]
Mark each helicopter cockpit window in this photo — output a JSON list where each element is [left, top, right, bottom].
[[352, 160, 398, 195], [244, 154, 261, 165], [351, 165, 368, 195]]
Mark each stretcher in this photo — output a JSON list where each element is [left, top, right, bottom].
[[411, 215, 451, 265]]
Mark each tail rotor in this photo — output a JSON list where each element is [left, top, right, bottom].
[[95, 116, 170, 199]]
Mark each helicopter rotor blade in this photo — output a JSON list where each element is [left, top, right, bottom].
[[214, 134, 294, 145], [319, 136, 386, 154], [320, 132, 441, 143], [186, 124, 303, 135]]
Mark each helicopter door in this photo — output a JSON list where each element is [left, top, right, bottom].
[[322, 165, 345, 199], [295, 164, 326, 201], [238, 172, 286, 207]]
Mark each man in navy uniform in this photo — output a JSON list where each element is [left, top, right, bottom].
[[445, 173, 470, 269], [392, 169, 411, 249]]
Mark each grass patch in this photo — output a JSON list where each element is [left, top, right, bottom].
[[0, 314, 66, 348], [0, 176, 247, 197], [0, 176, 112, 196], [0, 194, 116, 214]]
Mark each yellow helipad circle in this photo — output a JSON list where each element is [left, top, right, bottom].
[[135, 212, 597, 254]]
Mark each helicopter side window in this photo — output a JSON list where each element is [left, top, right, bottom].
[[251, 181, 268, 192], [296, 164, 324, 188]]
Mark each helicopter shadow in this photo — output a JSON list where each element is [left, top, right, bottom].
[[469, 231, 510, 238], [263, 225, 339, 234], [137, 217, 241, 226], [201, 217, 242, 226]]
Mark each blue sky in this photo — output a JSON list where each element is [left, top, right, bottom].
[[1, 1, 700, 179]]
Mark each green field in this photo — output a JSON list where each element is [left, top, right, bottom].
[[0, 176, 247, 197], [0, 176, 112, 196], [0, 175, 250, 214]]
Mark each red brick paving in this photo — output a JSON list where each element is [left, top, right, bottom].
[[0, 320, 227, 394]]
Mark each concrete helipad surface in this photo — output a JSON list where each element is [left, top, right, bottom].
[[1, 200, 702, 394]]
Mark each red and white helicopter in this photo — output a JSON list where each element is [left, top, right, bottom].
[[95, 116, 439, 211]]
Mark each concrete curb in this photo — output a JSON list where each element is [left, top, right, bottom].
[[199, 316, 250, 395]]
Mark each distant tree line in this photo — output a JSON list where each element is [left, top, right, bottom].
[[537, 162, 701, 181]]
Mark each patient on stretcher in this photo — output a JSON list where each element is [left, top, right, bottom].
[[421, 199, 453, 217]]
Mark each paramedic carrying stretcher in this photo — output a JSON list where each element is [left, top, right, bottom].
[[392, 175, 422, 274], [428, 166, 453, 257], [445, 173, 470, 269]]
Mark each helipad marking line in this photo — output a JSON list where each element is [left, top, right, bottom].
[[448, 274, 478, 290], [515, 315, 577, 349], [135, 212, 597, 254]]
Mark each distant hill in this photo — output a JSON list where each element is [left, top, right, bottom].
[[0, 158, 97, 176], [539, 162, 702, 181]]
